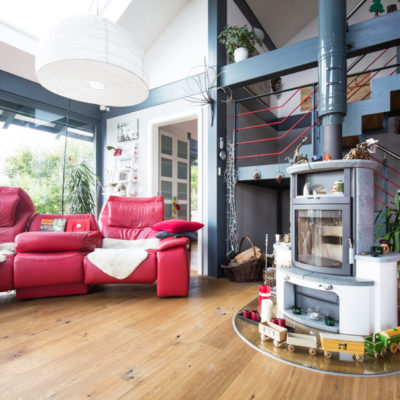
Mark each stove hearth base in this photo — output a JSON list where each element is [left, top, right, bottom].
[[276, 254, 399, 336]]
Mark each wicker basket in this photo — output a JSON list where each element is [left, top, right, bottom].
[[221, 236, 264, 282]]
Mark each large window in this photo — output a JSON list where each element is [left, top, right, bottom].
[[0, 97, 97, 214]]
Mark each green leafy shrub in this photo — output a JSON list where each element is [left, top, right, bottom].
[[218, 25, 261, 61], [374, 191, 400, 252]]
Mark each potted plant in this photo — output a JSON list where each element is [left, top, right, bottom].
[[374, 191, 400, 253], [218, 25, 261, 63]]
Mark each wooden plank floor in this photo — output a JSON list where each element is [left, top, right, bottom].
[[0, 276, 399, 400]]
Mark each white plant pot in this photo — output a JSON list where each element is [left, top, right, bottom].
[[234, 47, 248, 63]]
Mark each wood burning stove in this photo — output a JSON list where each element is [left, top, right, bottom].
[[291, 167, 353, 275], [275, 160, 399, 335]]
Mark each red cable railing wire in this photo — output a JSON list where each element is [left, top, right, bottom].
[[236, 119, 318, 159], [236, 105, 316, 145], [370, 155, 400, 177], [235, 86, 318, 132], [233, 88, 301, 117], [374, 197, 395, 210], [347, 55, 396, 101], [374, 184, 394, 198], [361, 67, 398, 101], [347, 48, 388, 90], [374, 170, 400, 190]]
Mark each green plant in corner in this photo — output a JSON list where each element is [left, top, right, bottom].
[[374, 191, 400, 253], [65, 160, 101, 215], [218, 25, 261, 62]]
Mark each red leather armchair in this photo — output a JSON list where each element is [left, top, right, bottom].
[[84, 195, 190, 297], [0, 186, 35, 292], [14, 214, 101, 300]]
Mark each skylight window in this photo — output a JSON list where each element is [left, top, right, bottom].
[[0, 0, 131, 50]]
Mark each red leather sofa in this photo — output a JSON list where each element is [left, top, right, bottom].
[[0, 186, 35, 292], [84, 195, 190, 297], [14, 214, 102, 300]]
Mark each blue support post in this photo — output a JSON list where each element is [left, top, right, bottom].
[[207, 0, 227, 277], [318, 0, 347, 160]]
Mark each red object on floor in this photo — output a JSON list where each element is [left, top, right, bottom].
[[251, 310, 260, 322], [277, 318, 286, 327], [84, 195, 192, 297], [258, 284, 271, 305], [271, 318, 279, 325], [242, 310, 251, 319]]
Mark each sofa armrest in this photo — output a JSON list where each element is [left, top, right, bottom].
[[157, 237, 189, 251], [15, 231, 103, 253]]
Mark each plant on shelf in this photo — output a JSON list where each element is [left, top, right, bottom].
[[218, 25, 261, 62], [374, 191, 400, 253]]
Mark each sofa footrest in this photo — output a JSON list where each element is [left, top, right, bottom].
[[15, 283, 91, 300], [0, 254, 14, 292]]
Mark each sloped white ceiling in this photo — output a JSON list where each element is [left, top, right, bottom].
[[118, 0, 191, 51]]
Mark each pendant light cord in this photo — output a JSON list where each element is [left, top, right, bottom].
[[61, 100, 71, 215]]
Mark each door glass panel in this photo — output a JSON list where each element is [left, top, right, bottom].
[[161, 181, 172, 200], [161, 158, 172, 177], [177, 161, 187, 179], [177, 140, 187, 159], [161, 135, 172, 155], [295, 209, 343, 269], [179, 204, 187, 219], [177, 182, 187, 200], [164, 203, 172, 219]]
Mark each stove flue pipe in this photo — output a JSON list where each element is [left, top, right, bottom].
[[318, 0, 347, 160]]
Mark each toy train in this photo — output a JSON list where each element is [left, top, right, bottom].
[[259, 321, 400, 361]]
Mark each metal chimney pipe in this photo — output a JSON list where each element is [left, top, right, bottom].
[[318, 0, 347, 159]]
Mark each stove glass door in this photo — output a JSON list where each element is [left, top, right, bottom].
[[295, 209, 343, 269]]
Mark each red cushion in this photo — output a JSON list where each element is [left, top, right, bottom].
[[15, 231, 102, 253], [152, 219, 204, 233], [108, 199, 163, 228], [0, 194, 20, 227]]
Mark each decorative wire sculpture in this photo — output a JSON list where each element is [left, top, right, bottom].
[[225, 140, 238, 257], [185, 58, 232, 126]]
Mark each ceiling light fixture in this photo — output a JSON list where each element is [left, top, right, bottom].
[[35, 15, 149, 107]]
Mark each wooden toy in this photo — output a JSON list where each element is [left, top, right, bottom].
[[376, 327, 400, 354], [287, 332, 318, 356], [319, 332, 365, 362], [259, 321, 288, 347], [364, 335, 385, 358]]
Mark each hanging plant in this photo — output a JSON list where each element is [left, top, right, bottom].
[[185, 58, 232, 126]]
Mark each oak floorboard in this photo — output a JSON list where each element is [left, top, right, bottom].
[[0, 276, 398, 399]]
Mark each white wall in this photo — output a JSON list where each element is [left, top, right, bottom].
[[145, 0, 208, 89], [106, 98, 208, 274]]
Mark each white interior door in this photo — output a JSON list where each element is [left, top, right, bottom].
[[159, 130, 190, 220]]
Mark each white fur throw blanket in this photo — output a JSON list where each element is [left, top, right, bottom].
[[87, 238, 160, 279], [0, 243, 15, 263]]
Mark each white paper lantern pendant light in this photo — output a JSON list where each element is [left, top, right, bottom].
[[35, 14, 149, 107]]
